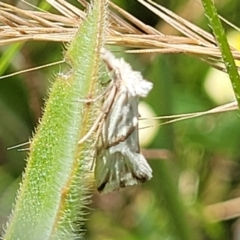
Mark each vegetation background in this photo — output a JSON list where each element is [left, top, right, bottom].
[[1, 0, 240, 239]]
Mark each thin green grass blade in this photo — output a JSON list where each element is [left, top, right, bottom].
[[201, 0, 240, 106]]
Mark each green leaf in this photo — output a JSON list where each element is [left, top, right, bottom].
[[3, 0, 108, 239]]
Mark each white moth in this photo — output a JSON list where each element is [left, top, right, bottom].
[[79, 48, 153, 193]]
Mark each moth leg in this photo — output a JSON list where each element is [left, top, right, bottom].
[[78, 112, 105, 144], [89, 120, 105, 170], [77, 82, 112, 103], [78, 84, 117, 144], [87, 93, 112, 170]]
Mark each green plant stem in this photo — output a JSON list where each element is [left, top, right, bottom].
[[201, 0, 240, 106], [3, 0, 108, 239]]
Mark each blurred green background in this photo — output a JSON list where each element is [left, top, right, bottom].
[[1, 0, 240, 239]]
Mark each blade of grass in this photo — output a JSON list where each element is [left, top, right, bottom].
[[201, 0, 240, 107], [2, 0, 108, 239], [0, 43, 23, 75]]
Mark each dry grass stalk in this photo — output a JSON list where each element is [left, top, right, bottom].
[[0, 0, 240, 71], [204, 197, 240, 222], [1, 0, 239, 131]]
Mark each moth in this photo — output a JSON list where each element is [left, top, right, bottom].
[[79, 48, 153, 193]]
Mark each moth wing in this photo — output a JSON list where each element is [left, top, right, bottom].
[[104, 89, 139, 147], [95, 90, 152, 193], [95, 149, 152, 193]]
